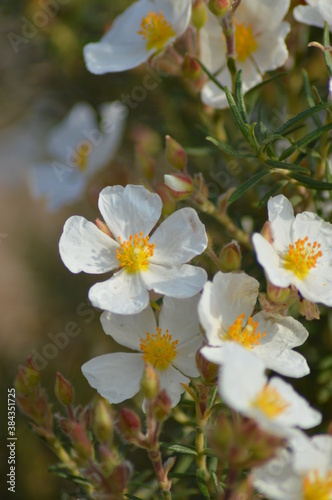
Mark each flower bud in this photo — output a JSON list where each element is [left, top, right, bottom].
[[155, 184, 176, 216], [152, 389, 172, 422], [136, 144, 156, 180], [117, 408, 141, 439], [261, 221, 273, 243], [266, 282, 290, 304], [141, 363, 160, 400], [165, 135, 187, 170], [58, 416, 72, 435], [70, 422, 94, 460], [192, 0, 208, 30], [15, 364, 40, 394], [164, 173, 194, 200], [182, 53, 202, 81], [219, 240, 242, 271], [93, 399, 114, 443], [95, 218, 112, 237], [55, 372, 74, 407], [196, 349, 218, 384], [208, 0, 232, 18]]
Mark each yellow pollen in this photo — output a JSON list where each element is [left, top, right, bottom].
[[252, 384, 290, 419], [138, 11, 176, 51], [234, 20, 258, 62], [73, 141, 91, 172], [140, 327, 178, 371], [116, 231, 155, 274], [224, 313, 266, 349], [302, 469, 332, 500], [284, 236, 322, 280]]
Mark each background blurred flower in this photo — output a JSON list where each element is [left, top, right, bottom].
[[293, 0, 332, 29]]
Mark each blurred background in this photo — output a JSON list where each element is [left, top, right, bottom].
[[1, 0, 332, 498]]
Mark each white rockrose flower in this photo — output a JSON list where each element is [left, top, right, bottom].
[[252, 194, 332, 306], [59, 184, 207, 314], [200, 0, 290, 108], [218, 344, 321, 437], [253, 432, 332, 499], [83, 0, 192, 74], [82, 295, 202, 407], [294, 0, 332, 30], [199, 271, 309, 378], [29, 101, 127, 211]]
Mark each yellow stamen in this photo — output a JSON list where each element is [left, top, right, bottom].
[[302, 469, 332, 500], [140, 327, 178, 370], [234, 20, 258, 62], [284, 236, 322, 280], [138, 11, 176, 51], [73, 141, 91, 172], [116, 231, 155, 274], [252, 384, 290, 419], [224, 313, 266, 349]]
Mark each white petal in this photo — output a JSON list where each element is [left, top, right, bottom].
[[82, 353, 144, 403], [236, 0, 290, 32], [293, 434, 332, 474], [293, 4, 326, 28], [142, 263, 207, 298], [89, 269, 150, 314], [100, 306, 156, 351], [47, 103, 97, 160], [84, 41, 150, 75], [59, 216, 119, 274], [150, 208, 207, 265], [253, 23, 290, 74], [158, 366, 190, 407], [173, 336, 202, 377], [252, 233, 293, 287], [98, 184, 162, 240], [159, 295, 201, 343], [268, 194, 294, 252]]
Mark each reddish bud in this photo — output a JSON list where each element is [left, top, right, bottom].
[[152, 389, 172, 422], [182, 53, 202, 81], [15, 365, 40, 394], [165, 135, 187, 170], [117, 408, 141, 439], [196, 349, 218, 384], [164, 173, 194, 200], [70, 422, 94, 460], [55, 373, 74, 407], [208, 0, 232, 17], [95, 218, 112, 237], [261, 221, 273, 243], [266, 282, 290, 304], [155, 184, 176, 216]]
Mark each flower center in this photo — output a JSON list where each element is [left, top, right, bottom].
[[116, 232, 155, 274], [223, 313, 266, 349], [234, 20, 258, 62], [137, 11, 176, 52], [302, 469, 332, 500], [252, 384, 289, 419], [140, 327, 178, 371], [283, 236, 322, 280], [73, 141, 91, 172]]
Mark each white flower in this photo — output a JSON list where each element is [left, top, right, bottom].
[[252, 194, 332, 306], [29, 101, 127, 211], [253, 433, 332, 499], [218, 344, 321, 437], [83, 0, 192, 75], [293, 0, 332, 30], [200, 0, 290, 108], [199, 271, 309, 378], [82, 295, 202, 407], [59, 184, 207, 314]]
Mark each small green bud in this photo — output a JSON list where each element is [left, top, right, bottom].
[[165, 135, 187, 170], [55, 372, 74, 407]]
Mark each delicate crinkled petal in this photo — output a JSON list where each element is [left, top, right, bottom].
[[88, 101, 128, 176], [267, 194, 294, 252], [98, 184, 162, 240], [59, 216, 119, 274], [252, 233, 293, 287], [236, 0, 290, 32], [100, 306, 157, 351], [159, 295, 201, 343], [150, 208, 207, 265], [142, 263, 207, 298], [293, 434, 332, 473], [173, 336, 202, 377], [253, 23, 290, 74], [198, 272, 259, 345], [29, 163, 86, 211], [89, 269, 149, 314], [158, 366, 190, 407], [82, 353, 144, 403], [84, 41, 151, 75], [47, 103, 98, 160], [293, 4, 327, 28]]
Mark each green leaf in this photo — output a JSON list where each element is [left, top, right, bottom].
[[279, 122, 332, 161], [290, 173, 332, 190], [265, 159, 310, 173], [195, 58, 225, 92], [228, 170, 271, 204], [170, 472, 197, 479], [274, 102, 331, 136], [323, 22, 332, 77], [161, 443, 198, 455], [203, 448, 218, 458], [196, 469, 210, 499], [224, 86, 252, 144], [234, 70, 248, 124], [206, 136, 255, 158]]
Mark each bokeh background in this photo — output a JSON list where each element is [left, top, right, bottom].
[[1, 1, 332, 498]]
